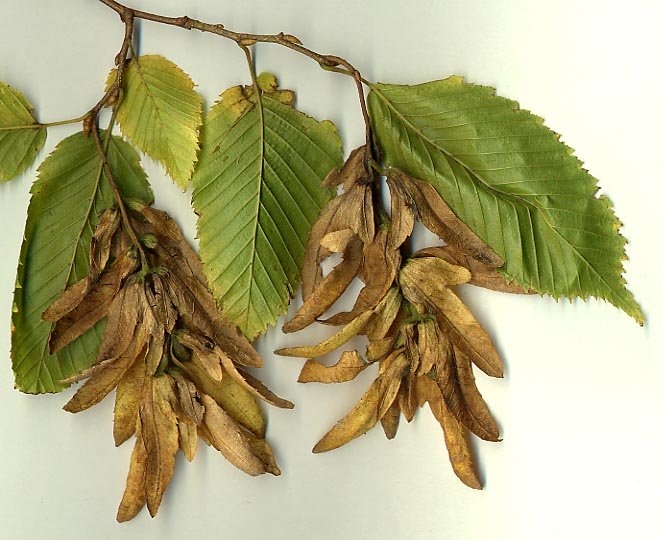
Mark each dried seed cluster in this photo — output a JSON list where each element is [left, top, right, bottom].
[[278, 147, 526, 488], [44, 203, 291, 521]]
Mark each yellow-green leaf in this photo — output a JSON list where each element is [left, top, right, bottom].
[[0, 81, 46, 182], [369, 77, 643, 324], [109, 55, 203, 188], [192, 73, 341, 339]]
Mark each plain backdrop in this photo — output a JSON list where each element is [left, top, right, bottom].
[[1, 1, 662, 539]]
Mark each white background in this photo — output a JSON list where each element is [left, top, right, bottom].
[[1, 1, 662, 539]]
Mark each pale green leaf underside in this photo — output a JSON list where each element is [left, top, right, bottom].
[[0, 81, 46, 182], [110, 55, 203, 188], [11, 131, 153, 394], [192, 77, 341, 339], [368, 77, 642, 323]]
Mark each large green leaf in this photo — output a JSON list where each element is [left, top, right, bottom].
[[368, 77, 642, 323], [0, 81, 46, 182], [11, 131, 153, 394], [192, 73, 341, 340], [108, 55, 203, 189]]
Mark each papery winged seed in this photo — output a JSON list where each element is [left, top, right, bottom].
[[453, 347, 500, 441], [390, 169, 503, 268], [136, 204, 263, 368], [47, 251, 137, 354], [324, 229, 400, 325], [376, 353, 407, 419], [312, 379, 381, 453], [298, 350, 368, 384], [145, 332, 168, 377], [416, 319, 445, 377], [95, 283, 142, 364], [397, 380, 415, 423], [402, 324, 420, 374], [322, 145, 367, 190], [282, 237, 363, 333], [275, 309, 374, 358], [41, 278, 89, 324], [145, 274, 177, 332], [138, 205, 207, 283], [178, 331, 225, 383], [116, 422, 148, 522], [141, 376, 179, 517], [170, 370, 204, 425], [363, 287, 401, 341], [89, 207, 120, 283], [175, 359, 265, 438], [366, 335, 396, 363], [200, 394, 266, 476], [400, 256, 470, 289], [314, 351, 407, 453], [217, 352, 294, 409], [416, 375, 482, 489], [245, 433, 281, 476], [380, 400, 401, 440], [178, 421, 198, 462], [162, 267, 263, 369], [415, 245, 530, 294], [435, 288, 504, 378], [345, 183, 375, 245], [386, 175, 415, 250], [114, 354, 147, 447], [399, 260, 503, 377], [301, 194, 347, 300], [62, 342, 145, 413], [320, 228, 356, 253]]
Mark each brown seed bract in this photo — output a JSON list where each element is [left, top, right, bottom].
[[280, 163, 507, 488], [44, 203, 289, 521]]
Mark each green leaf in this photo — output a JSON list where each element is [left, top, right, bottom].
[[368, 77, 642, 324], [108, 55, 203, 189], [0, 81, 46, 182], [192, 73, 341, 340], [11, 131, 153, 394]]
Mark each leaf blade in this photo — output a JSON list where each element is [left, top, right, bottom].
[[110, 55, 203, 188], [0, 81, 46, 182], [11, 131, 153, 393], [368, 77, 642, 323], [192, 75, 342, 339]]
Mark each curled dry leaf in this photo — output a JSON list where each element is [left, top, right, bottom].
[[43, 203, 290, 521]]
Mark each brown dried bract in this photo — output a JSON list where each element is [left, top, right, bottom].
[[278, 155, 508, 489], [388, 169, 503, 267], [414, 245, 530, 294], [300, 146, 377, 303], [44, 203, 290, 521]]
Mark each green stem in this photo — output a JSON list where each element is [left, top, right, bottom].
[[0, 116, 88, 131]]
